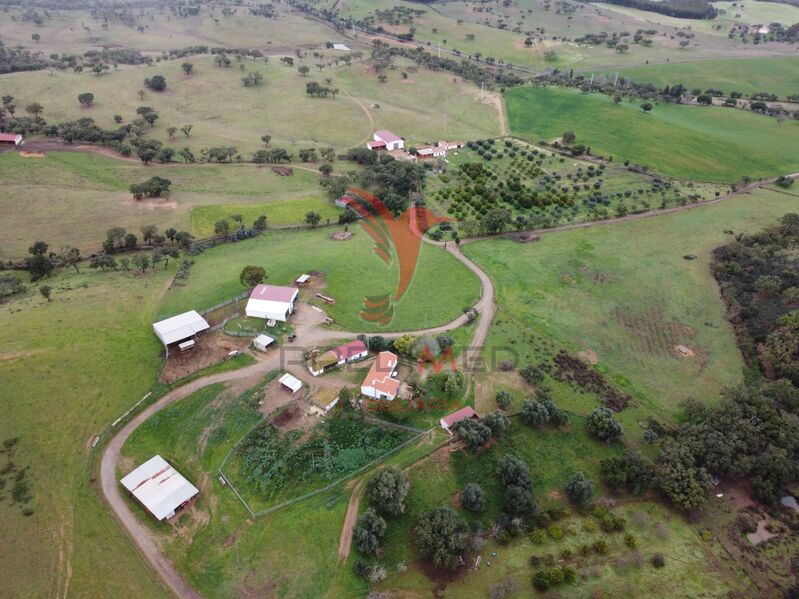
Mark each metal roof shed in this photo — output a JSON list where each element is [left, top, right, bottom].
[[152, 310, 210, 347], [253, 334, 275, 352], [120, 455, 199, 521], [279, 372, 302, 394]]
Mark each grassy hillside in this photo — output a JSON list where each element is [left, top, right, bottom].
[[0, 54, 499, 154], [465, 188, 799, 422], [506, 86, 799, 182], [0, 266, 176, 598], [0, 151, 331, 258], [0, 4, 335, 56], [586, 57, 799, 98], [160, 226, 481, 333]]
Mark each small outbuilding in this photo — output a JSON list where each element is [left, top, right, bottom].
[[152, 310, 210, 356], [295, 274, 311, 286], [245, 284, 299, 322], [120, 455, 199, 521], [0, 133, 22, 146], [253, 334, 275, 352], [279, 372, 302, 394], [440, 406, 479, 433]]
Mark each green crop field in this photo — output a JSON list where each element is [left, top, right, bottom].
[[0, 150, 333, 258], [159, 226, 481, 332], [714, 0, 799, 25], [586, 57, 799, 99], [506, 86, 799, 182], [0, 53, 498, 154], [465, 188, 799, 424]]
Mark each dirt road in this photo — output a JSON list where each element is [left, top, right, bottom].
[[336, 478, 365, 563], [99, 242, 497, 599]]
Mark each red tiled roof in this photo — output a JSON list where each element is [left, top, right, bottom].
[[374, 130, 401, 143], [363, 351, 399, 396], [367, 140, 386, 149], [441, 406, 478, 428], [249, 284, 298, 303], [0, 133, 20, 142], [333, 340, 368, 361]]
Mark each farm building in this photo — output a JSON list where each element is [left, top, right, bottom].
[[120, 455, 199, 521], [0, 133, 22, 146], [440, 406, 479, 433], [253, 334, 275, 352], [245, 284, 299, 321], [438, 140, 464, 151], [279, 372, 303, 394], [309, 339, 368, 376], [367, 130, 404, 152], [360, 351, 400, 401], [309, 387, 340, 415], [335, 195, 359, 210], [417, 146, 447, 159], [152, 310, 210, 356]]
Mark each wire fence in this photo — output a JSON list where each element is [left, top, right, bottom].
[[199, 290, 249, 316], [218, 421, 433, 518]]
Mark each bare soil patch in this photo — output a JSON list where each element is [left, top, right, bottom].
[[505, 231, 540, 243], [160, 332, 250, 383], [578, 349, 599, 364], [612, 307, 698, 357], [747, 519, 778, 545], [331, 231, 353, 241], [673, 344, 695, 357], [257, 381, 298, 419], [120, 196, 178, 211], [271, 166, 293, 176], [19, 150, 45, 158]]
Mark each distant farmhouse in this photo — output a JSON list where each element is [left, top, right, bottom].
[[366, 130, 463, 163], [0, 133, 23, 146], [245, 284, 299, 321], [367, 129, 404, 151], [360, 350, 400, 401]]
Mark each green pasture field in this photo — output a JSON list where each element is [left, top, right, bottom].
[[714, 0, 799, 25], [0, 265, 178, 598], [465, 188, 799, 424], [159, 226, 481, 333], [0, 4, 335, 56], [190, 197, 339, 236], [585, 56, 799, 99], [0, 150, 331, 258], [323, 0, 762, 70], [505, 85, 799, 182], [424, 138, 725, 225], [120, 379, 368, 597], [369, 419, 736, 596], [0, 54, 499, 154]]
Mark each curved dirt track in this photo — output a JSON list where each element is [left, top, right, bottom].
[[99, 239, 496, 599], [98, 161, 795, 598]]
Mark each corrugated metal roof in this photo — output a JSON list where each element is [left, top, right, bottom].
[[152, 310, 210, 346], [120, 455, 199, 521]]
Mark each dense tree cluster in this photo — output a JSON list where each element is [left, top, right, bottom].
[[712, 213, 799, 380], [366, 467, 410, 517]]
